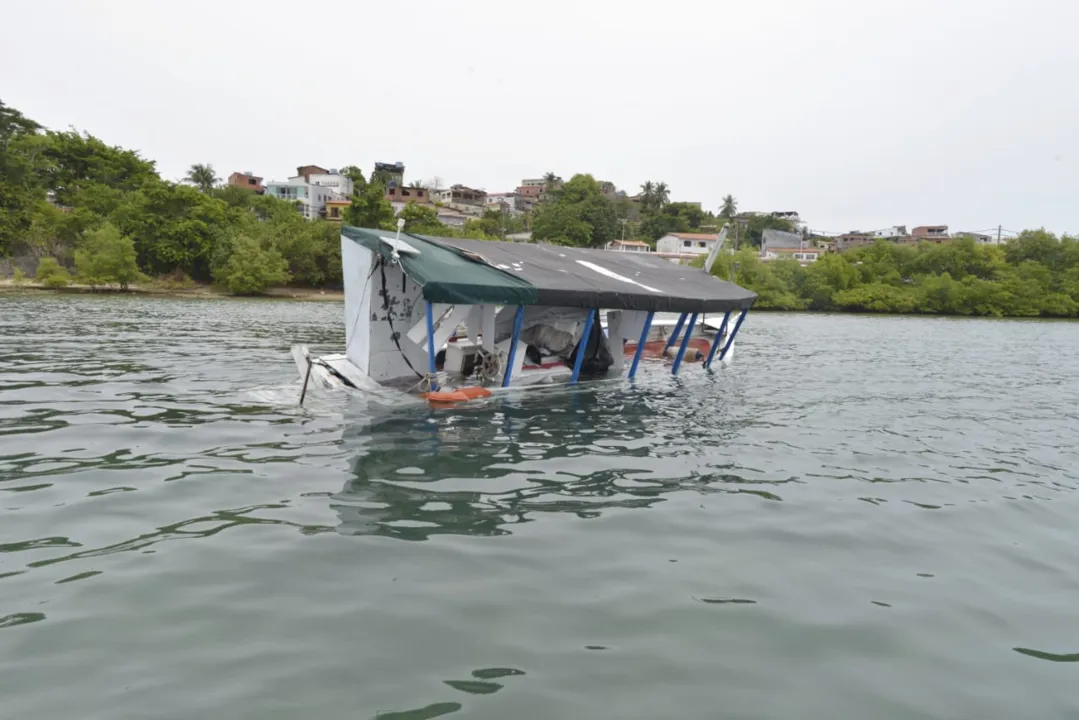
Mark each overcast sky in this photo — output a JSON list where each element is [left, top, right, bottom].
[[3, 0, 1076, 236]]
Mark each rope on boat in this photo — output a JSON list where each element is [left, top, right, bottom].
[[406, 373, 440, 395], [299, 355, 313, 406], [379, 254, 424, 380]]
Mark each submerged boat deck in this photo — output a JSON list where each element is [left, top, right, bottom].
[[294, 227, 757, 403]]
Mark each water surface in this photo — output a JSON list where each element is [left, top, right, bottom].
[[2, 295, 1078, 719]]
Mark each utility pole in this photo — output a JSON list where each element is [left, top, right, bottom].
[[997, 224, 1002, 245]]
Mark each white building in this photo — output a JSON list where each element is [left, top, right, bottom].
[[485, 192, 516, 206], [656, 232, 718, 256], [437, 209, 470, 228], [956, 231, 999, 245], [762, 247, 822, 265], [609, 240, 651, 253], [307, 171, 354, 198], [264, 177, 347, 220], [870, 226, 908, 240]]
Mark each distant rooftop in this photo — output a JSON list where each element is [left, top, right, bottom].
[[667, 232, 719, 240], [761, 229, 805, 249]]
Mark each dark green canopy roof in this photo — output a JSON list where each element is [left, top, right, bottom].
[[341, 226, 757, 313], [341, 226, 537, 306]]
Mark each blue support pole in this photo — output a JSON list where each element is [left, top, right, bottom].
[[570, 309, 597, 384], [425, 301, 439, 391], [671, 312, 699, 375], [627, 311, 655, 380], [717, 309, 749, 362], [703, 311, 732, 369], [663, 312, 688, 353], [502, 305, 525, 388]]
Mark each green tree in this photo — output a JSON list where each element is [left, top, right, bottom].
[[397, 202, 444, 234], [112, 180, 231, 280], [640, 211, 689, 241], [184, 163, 219, 192], [12, 267, 27, 285], [639, 181, 655, 210], [344, 180, 395, 230], [43, 128, 157, 205], [532, 203, 591, 246], [654, 182, 670, 208], [720, 194, 738, 222], [340, 165, 367, 186], [213, 184, 258, 208], [0, 100, 47, 254], [744, 214, 797, 247], [74, 222, 145, 289], [797, 253, 860, 310], [35, 257, 71, 288], [213, 234, 290, 295], [0, 99, 40, 146], [532, 174, 617, 247]]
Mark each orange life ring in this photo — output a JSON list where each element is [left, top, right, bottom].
[[422, 386, 493, 404]]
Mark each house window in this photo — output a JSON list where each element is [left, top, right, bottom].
[[683, 240, 691, 248]]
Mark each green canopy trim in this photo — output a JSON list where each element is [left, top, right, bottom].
[[341, 226, 538, 306]]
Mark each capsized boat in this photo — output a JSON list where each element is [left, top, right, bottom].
[[292, 225, 756, 404]]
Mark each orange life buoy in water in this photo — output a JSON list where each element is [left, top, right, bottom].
[[422, 386, 493, 404]]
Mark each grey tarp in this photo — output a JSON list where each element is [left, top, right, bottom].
[[342, 226, 757, 313], [422, 236, 757, 313]]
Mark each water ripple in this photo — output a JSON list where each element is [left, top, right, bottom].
[[2, 297, 1078, 719]]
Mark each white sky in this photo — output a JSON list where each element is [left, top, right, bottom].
[[3, 0, 1076, 236]]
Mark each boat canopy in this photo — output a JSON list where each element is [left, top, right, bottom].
[[342, 226, 536, 306], [342, 226, 756, 313]]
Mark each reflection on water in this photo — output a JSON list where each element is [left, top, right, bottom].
[[333, 385, 784, 541], [2, 296, 1079, 719]]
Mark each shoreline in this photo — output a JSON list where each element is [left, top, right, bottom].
[[0, 279, 344, 302], [4, 282, 1074, 320]]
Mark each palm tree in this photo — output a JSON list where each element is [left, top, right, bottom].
[[408, 180, 425, 189], [720, 194, 738, 221], [184, 163, 219, 192], [654, 182, 670, 208], [639, 181, 655, 210]]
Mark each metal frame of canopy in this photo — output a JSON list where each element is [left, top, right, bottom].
[[422, 299, 750, 388], [299, 226, 755, 403]]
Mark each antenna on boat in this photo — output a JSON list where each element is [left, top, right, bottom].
[[391, 218, 405, 264]]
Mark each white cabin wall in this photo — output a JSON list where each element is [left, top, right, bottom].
[[342, 238, 373, 373], [341, 236, 429, 384], [368, 263, 429, 383]]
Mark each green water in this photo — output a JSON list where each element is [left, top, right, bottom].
[[2, 295, 1078, 719]]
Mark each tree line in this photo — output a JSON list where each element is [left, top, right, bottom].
[[1, 96, 771, 293], [530, 175, 794, 248], [6, 98, 1073, 315], [0, 100, 523, 295], [711, 231, 1079, 317]]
